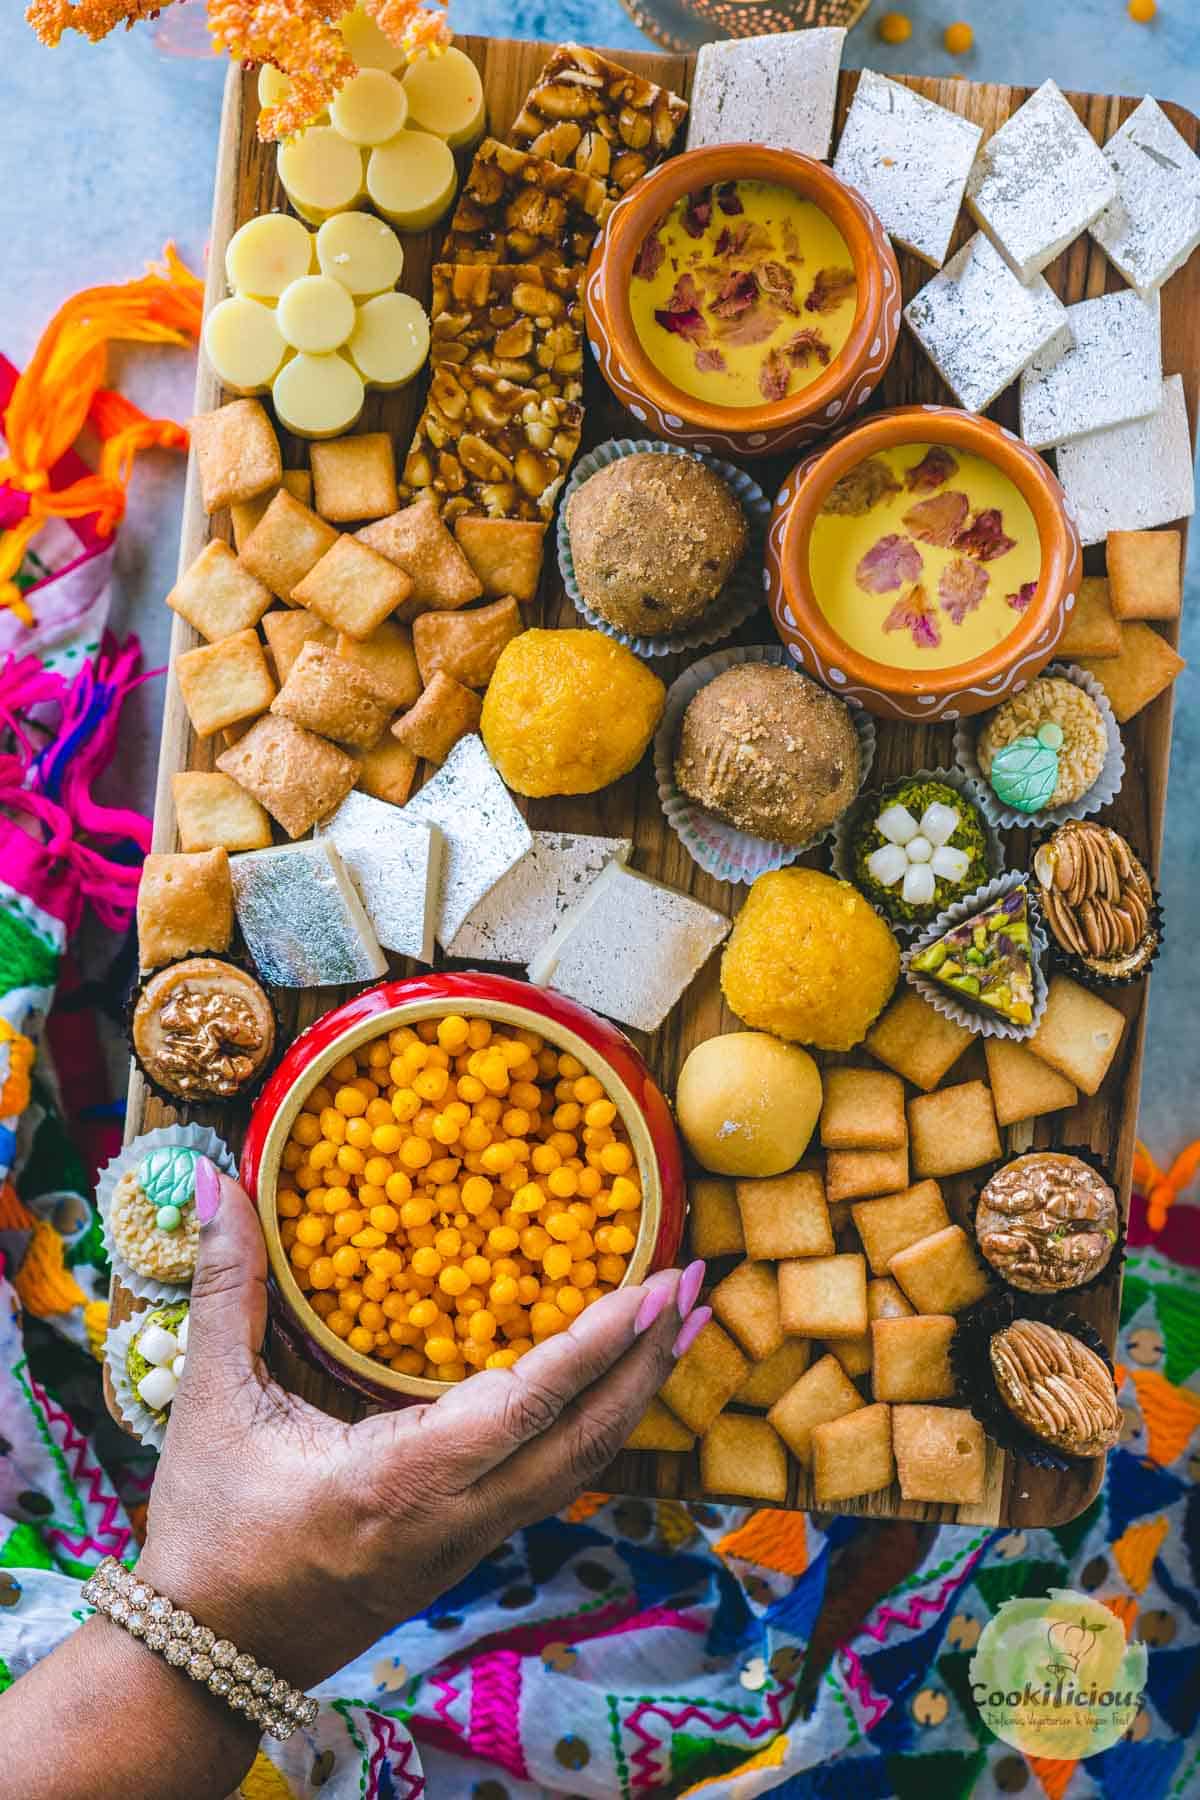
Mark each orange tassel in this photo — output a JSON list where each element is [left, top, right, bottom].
[[0, 1182, 87, 1316], [1134, 1138, 1200, 1232]]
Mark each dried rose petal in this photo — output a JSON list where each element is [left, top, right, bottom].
[[633, 230, 665, 282], [856, 533, 924, 594], [714, 224, 749, 259], [756, 261, 799, 313], [654, 305, 707, 343], [715, 181, 743, 216], [905, 445, 959, 492], [695, 346, 728, 374], [903, 490, 970, 547], [758, 348, 791, 402], [884, 583, 941, 650], [1007, 580, 1037, 612], [740, 221, 774, 256], [823, 457, 902, 516], [710, 270, 758, 319], [939, 556, 990, 625], [805, 266, 856, 314], [781, 218, 802, 261], [683, 189, 712, 237], [666, 271, 702, 313], [955, 507, 1017, 562], [715, 303, 782, 348], [784, 327, 831, 367]]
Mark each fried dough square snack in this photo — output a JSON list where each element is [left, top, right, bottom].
[[216, 715, 357, 840], [767, 1353, 865, 1466], [820, 1067, 908, 1150], [735, 1170, 833, 1261], [175, 627, 277, 739], [1077, 622, 1186, 723], [735, 1337, 812, 1410], [292, 534, 413, 639], [390, 669, 482, 765], [171, 771, 273, 855], [779, 1254, 868, 1341], [189, 400, 281, 513], [335, 620, 422, 711], [812, 1403, 895, 1505], [1108, 528, 1182, 621], [687, 1177, 744, 1260], [351, 738, 419, 808], [261, 609, 337, 683], [864, 991, 973, 1091], [710, 1260, 783, 1362], [658, 1319, 749, 1436], [826, 1333, 873, 1380], [1058, 575, 1122, 659], [625, 1397, 696, 1453], [167, 540, 274, 643], [852, 1181, 950, 1276], [442, 137, 610, 267], [240, 491, 339, 602], [413, 596, 523, 689], [908, 1081, 1001, 1178], [310, 433, 399, 523], [232, 470, 313, 551], [271, 641, 394, 749], [454, 516, 545, 602], [892, 1405, 986, 1505], [701, 1414, 789, 1504], [403, 264, 584, 525], [828, 1275, 917, 1381], [358, 492, 484, 614], [137, 849, 234, 969], [889, 1225, 991, 1315], [872, 1315, 957, 1402], [826, 1143, 910, 1205], [1027, 976, 1126, 1095], [511, 44, 687, 202], [983, 1035, 1079, 1125]]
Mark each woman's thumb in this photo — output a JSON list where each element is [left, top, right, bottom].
[[184, 1159, 269, 1385]]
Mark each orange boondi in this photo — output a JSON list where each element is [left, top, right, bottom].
[[278, 1016, 644, 1382]]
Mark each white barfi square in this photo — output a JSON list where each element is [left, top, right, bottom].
[[1091, 98, 1200, 300], [529, 861, 729, 1035], [315, 790, 442, 964], [230, 840, 388, 988], [832, 71, 982, 267], [446, 830, 633, 965], [686, 29, 845, 161], [1056, 373, 1195, 544], [1019, 290, 1162, 450], [966, 79, 1116, 283], [402, 734, 533, 949], [904, 232, 1071, 413]]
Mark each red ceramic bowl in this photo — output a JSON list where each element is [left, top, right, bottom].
[[241, 972, 685, 1406], [583, 142, 902, 459]]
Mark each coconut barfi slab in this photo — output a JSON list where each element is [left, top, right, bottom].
[[402, 734, 533, 949], [904, 232, 1071, 414], [1055, 373, 1196, 544], [1091, 97, 1200, 299], [315, 790, 442, 964], [230, 840, 388, 988], [1019, 290, 1162, 450], [965, 79, 1116, 283], [686, 29, 845, 162], [833, 71, 982, 268], [446, 830, 633, 964], [528, 861, 730, 1034]]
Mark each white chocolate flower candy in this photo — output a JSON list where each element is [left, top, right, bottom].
[[920, 801, 960, 847], [906, 834, 933, 863], [867, 843, 910, 889], [902, 864, 937, 907], [931, 845, 972, 883], [878, 804, 920, 845], [136, 1324, 180, 1367], [172, 1355, 187, 1380], [136, 1365, 179, 1412]]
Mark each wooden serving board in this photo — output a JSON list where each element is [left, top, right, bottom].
[[109, 38, 1199, 1528]]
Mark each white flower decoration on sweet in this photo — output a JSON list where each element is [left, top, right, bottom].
[[134, 1321, 187, 1412], [867, 800, 972, 906]]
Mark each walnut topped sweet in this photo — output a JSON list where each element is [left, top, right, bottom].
[[131, 957, 275, 1104], [989, 1317, 1122, 1457], [976, 1152, 1119, 1293], [1033, 820, 1158, 983]]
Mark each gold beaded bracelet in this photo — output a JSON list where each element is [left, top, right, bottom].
[[81, 1557, 318, 1742]]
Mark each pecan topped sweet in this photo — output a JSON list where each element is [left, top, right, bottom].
[[131, 958, 275, 1103], [1033, 820, 1158, 982], [989, 1317, 1122, 1457], [976, 1152, 1118, 1293], [510, 44, 688, 201]]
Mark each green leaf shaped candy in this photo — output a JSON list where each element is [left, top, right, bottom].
[[137, 1146, 200, 1216], [988, 733, 1059, 813]]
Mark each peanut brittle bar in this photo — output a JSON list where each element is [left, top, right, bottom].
[[402, 264, 584, 523], [510, 43, 688, 202], [441, 138, 610, 268]]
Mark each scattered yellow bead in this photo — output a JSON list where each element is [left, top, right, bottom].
[[943, 20, 973, 52], [877, 8, 912, 41]]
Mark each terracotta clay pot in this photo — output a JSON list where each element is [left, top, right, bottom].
[[766, 403, 1083, 722], [241, 972, 686, 1406], [583, 142, 902, 459]]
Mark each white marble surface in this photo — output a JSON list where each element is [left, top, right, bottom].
[[2, 5, 1197, 1155]]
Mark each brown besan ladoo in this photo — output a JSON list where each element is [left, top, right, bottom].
[[675, 663, 860, 846]]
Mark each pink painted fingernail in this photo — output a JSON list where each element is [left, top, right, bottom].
[[672, 1306, 711, 1359], [195, 1158, 221, 1226], [634, 1285, 671, 1335], [677, 1259, 706, 1320]]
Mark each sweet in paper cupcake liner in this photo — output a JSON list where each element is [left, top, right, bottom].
[[106, 1306, 189, 1452], [556, 437, 770, 657], [902, 869, 1048, 1042], [1030, 823, 1164, 993], [953, 662, 1124, 832], [98, 1124, 235, 1304], [968, 1143, 1127, 1303], [654, 643, 876, 885], [831, 765, 1006, 938]]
